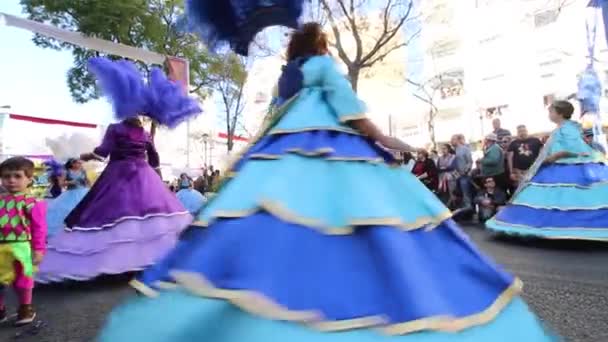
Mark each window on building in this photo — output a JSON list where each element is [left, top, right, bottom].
[[476, 0, 500, 8], [602, 71, 608, 97], [540, 73, 555, 79], [254, 92, 268, 104], [539, 58, 562, 67], [429, 40, 460, 58], [481, 74, 504, 82], [484, 105, 509, 119], [479, 34, 501, 44], [437, 69, 464, 99], [534, 10, 559, 28]]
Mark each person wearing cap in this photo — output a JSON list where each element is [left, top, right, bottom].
[[582, 128, 606, 154], [492, 118, 512, 142], [480, 133, 507, 191]]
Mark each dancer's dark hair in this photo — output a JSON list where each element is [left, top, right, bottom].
[[286, 22, 328, 61]]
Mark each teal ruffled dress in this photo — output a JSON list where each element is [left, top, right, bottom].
[[99, 55, 554, 341], [487, 120, 608, 241]]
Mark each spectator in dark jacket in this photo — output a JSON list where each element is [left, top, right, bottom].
[[475, 176, 508, 222], [412, 150, 438, 192]]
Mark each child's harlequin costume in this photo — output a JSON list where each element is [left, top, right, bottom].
[[0, 192, 46, 326], [0, 193, 46, 287]]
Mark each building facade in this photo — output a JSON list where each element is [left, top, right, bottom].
[[408, 0, 607, 145]]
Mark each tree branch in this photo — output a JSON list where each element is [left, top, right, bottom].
[[319, 0, 353, 67], [336, 0, 363, 61], [361, 0, 413, 65]]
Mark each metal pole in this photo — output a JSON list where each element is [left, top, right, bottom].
[[202, 133, 209, 166], [186, 120, 191, 168]]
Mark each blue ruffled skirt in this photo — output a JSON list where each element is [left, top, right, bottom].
[[100, 126, 554, 340], [487, 163, 608, 241], [46, 187, 88, 238], [176, 189, 206, 216]]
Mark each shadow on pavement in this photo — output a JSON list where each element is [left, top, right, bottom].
[[35, 273, 136, 293], [489, 233, 608, 252]]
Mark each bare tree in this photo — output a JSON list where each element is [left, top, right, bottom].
[[406, 75, 446, 149], [208, 53, 248, 152], [317, 0, 419, 92]]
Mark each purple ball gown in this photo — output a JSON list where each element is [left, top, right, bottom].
[[37, 121, 192, 283]]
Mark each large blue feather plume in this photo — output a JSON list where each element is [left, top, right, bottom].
[[88, 58, 202, 128], [145, 67, 203, 128], [43, 159, 65, 178], [182, 0, 307, 55], [88, 58, 148, 120]]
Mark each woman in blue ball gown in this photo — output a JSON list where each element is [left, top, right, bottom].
[[46, 158, 89, 238], [176, 173, 206, 216], [486, 100, 608, 241], [99, 23, 554, 341]]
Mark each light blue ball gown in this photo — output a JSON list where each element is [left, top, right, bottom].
[[46, 169, 89, 237], [487, 120, 608, 241], [99, 55, 556, 341], [176, 180, 206, 216]]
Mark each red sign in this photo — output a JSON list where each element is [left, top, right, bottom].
[[218, 132, 249, 142], [9, 114, 97, 128]]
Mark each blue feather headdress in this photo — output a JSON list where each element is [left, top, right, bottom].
[[88, 58, 148, 120], [88, 58, 202, 127], [43, 159, 65, 178], [145, 68, 203, 128], [182, 0, 307, 55]]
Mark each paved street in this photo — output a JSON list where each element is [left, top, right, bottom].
[[1, 224, 607, 342]]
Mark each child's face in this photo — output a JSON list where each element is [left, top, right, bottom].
[[72, 160, 83, 170], [1, 170, 32, 193]]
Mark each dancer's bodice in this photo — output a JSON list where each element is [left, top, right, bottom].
[[67, 169, 87, 189], [110, 126, 148, 161]]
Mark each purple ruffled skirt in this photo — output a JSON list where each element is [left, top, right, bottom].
[[37, 159, 191, 283]]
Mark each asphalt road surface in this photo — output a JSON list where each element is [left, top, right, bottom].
[[1, 224, 607, 342]]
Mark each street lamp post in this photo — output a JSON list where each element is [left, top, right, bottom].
[[202, 133, 209, 166]]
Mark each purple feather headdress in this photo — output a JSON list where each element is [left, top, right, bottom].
[[43, 159, 65, 178], [88, 58, 148, 120], [88, 58, 202, 127]]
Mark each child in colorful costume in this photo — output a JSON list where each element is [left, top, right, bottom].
[[100, 20, 555, 341], [0, 157, 47, 326], [486, 100, 608, 241], [176, 173, 206, 216], [36, 58, 202, 283], [45, 158, 89, 238]]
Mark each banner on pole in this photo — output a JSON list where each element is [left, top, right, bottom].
[[165, 57, 190, 94]]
